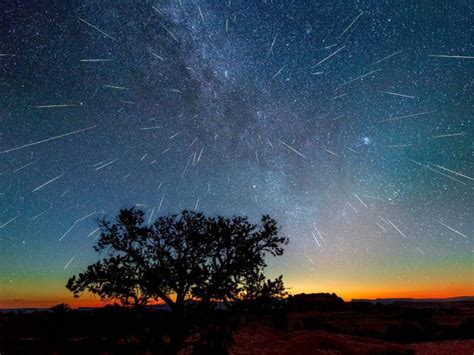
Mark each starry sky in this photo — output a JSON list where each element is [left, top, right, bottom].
[[1, 0, 473, 308]]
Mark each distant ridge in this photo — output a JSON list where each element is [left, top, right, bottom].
[[0, 304, 172, 313], [351, 296, 474, 305], [0, 308, 49, 313]]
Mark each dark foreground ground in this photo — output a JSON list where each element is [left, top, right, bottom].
[[1, 295, 473, 354], [231, 297, 474, 354]]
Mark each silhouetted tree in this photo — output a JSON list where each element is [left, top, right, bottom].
[[50, 303, 71, 313], [66, 208, 288, 312]]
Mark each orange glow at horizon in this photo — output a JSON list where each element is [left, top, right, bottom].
[[2, 282, 473, 308]]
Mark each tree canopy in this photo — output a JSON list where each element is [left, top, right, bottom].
[[66, 208, 288, 310]]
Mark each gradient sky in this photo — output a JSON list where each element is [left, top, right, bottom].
[[1, 0, 473, 308]]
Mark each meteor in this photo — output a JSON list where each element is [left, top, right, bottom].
[[78, 16, 118, 42], [0, 125, 96, 154]]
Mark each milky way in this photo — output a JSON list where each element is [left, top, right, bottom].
[[1, 0, 472, 304]]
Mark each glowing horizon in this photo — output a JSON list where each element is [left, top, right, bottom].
[[2, 263, 472, 308]]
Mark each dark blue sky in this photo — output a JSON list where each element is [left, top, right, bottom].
[[1, 0, 472, 305]]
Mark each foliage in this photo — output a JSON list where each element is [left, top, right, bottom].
[[50, 303, 72, 313], [66, 208, 288, 311]]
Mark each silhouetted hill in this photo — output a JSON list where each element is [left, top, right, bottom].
[[351, 296, 474, 305], [288, 292, 344, 311]]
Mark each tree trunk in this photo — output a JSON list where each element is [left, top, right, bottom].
[[168, 299, 187, 355]]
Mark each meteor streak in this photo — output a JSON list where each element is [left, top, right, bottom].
[[0, 126, 96, 154]]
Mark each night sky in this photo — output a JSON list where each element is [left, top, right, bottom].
[[1, 0, 473, 307]]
